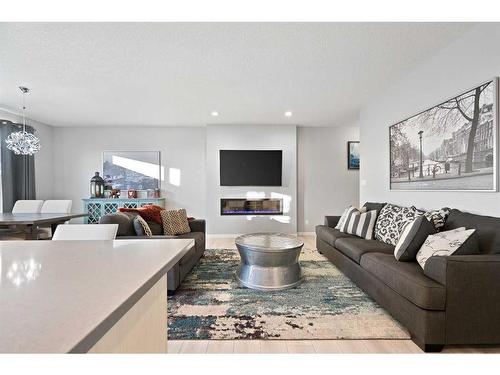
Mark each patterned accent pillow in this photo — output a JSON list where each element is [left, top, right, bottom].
[[423, 207, 451, 231], [133, 215, 153, 236], [416, 228, 476, 269], [374, 204, 422, 246], [160, 209, 191, 235]]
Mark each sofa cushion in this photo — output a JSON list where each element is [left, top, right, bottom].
[[444, 209, 500, 254], [315, 225, 357, 247], [360, 253, 446, 310], [99, 212, 136, 236], [334, 237, 395, 264], [146, 220, 164, 235], [363, 202, 387, 215]]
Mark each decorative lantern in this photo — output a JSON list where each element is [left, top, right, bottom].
[[90, 172, 105, 198]]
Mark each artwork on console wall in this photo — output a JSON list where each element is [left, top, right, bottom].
[[103, 150, 161, 190], [348, 141, 360, 170], [389, 78, 497, 191]]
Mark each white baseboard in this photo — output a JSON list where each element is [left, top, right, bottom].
[[207, 232, 314, 238], [206, 234, 239, 239]]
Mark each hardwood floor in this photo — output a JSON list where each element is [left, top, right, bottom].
[[167, 235, 500, 354]]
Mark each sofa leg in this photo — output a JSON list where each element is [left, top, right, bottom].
[[412, 338, 444, 352], [423, 344, 444, 353]]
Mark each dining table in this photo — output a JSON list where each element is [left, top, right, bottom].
[[0, 213, 88, 240]]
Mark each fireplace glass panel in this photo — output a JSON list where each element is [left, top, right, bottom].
[[221, 198, 283, 215]]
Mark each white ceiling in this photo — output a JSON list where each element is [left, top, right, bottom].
[[0, 23, 474, 127]]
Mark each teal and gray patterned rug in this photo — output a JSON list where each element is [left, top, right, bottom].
[[167, 247, 409, 340]]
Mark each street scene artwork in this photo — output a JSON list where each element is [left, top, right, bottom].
[[103, 151, 161, 190], [390, 79, 496, 191]]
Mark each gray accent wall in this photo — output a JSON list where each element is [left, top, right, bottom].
[[359, 24, 500, 216], [297, 126, 360, 232]]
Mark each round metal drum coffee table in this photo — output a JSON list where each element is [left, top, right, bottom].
[[235, 233, 304, 291]]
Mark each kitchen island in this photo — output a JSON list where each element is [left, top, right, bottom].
[[0, 239, 193, 353]]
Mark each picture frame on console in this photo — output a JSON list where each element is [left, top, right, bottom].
[[389, 78, 498, 191], [347, 141, 360, 170]]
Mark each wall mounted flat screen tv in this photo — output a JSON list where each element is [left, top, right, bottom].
[[220, 150, 282, 186]]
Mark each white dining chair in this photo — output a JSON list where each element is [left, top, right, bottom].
[[2, 200, 45, 238], [12, 200, 44, 213], [41, 200, 73, 214], [38, 200, 74, 239], [52, 224, 118, 241]]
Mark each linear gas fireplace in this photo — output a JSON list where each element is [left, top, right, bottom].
[[221, 198, 283, 216]]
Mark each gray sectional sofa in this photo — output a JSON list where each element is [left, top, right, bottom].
[[316, 203, 500, 352], [99, 212, 205, 292]]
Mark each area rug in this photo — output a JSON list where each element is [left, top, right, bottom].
[[167, 247, 410, 340]]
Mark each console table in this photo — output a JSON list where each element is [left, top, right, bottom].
[[82, 198, 166, 224]]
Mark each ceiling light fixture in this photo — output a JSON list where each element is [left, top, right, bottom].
[[284, 111, 293, 117], [211, 111, 219, 117], [5, 87, 41, 156]]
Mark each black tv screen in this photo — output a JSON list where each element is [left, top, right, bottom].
[[220, 150, 282, 186]]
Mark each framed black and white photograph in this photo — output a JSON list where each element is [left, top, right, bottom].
[[103, 150, 161, 190], [389, 78, 497, 191], [348, 141, 360, 170]]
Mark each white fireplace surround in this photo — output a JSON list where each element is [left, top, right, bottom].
[[206, 124, 297, 234]]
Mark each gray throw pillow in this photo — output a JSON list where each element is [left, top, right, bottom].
[[147, 220, 164, 235], [133, 215, 153, 236], [394, 216, 436, 261], [99, 212, 135, 236]]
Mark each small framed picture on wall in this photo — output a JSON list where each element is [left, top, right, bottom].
[[348, 141, 360, 170]]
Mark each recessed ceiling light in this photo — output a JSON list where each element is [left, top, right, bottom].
[[211, 111, 219, 117], [284, 111, 293, 117]]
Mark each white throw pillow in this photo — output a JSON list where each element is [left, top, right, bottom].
[[416, 227, 473, 269], [335, 206, 366, 230], [340, 209, 378, 240]]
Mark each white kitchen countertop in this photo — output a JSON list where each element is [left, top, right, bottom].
[[0, 239, 193, 353]]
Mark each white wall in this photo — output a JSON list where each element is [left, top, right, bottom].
[[297, 126, 359, 232], [0, 108, 54, 201], [206, 124, 297, 234], [51, 126, 206, 219], [360, 24, 500, 216]]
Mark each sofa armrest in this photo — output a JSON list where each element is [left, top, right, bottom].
[[188, 219, 206, 233], [424, 254, 500, 285], [324, 216, 341, 228], [431, 254, 500, 343]]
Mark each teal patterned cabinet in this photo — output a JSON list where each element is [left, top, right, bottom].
[[82, 198, 166, 224]]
